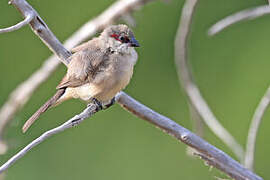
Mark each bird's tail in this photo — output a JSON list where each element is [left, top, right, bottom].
[[22, 88, 66, 133]]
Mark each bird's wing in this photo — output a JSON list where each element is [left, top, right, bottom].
[[71, 37, 99, 53], [57, 44, 110, 89]]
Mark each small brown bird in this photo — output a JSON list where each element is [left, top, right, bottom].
[[22, 24, 140, 133]]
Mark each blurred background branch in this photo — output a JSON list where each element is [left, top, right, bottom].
[[208, 4, 270, 36], [208, 1, 270, 172], [245, 87, 270, 170], [174, 0, 244, 161]]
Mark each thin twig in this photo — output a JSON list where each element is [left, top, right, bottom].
[[0, 92, 263, 180], [0, 0, 154, 149], [174, 0, 244, 161], [0, 102, 100, 173], [0, 13, 34, 33], [244, 86, 270, 170], [208, 5, 270, 36]]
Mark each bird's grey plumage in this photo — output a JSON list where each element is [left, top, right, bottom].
[[22, 24, 139, 133]]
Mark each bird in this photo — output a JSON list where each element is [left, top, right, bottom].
[[22, 24, 140, 133]]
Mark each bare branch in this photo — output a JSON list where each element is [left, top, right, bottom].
[[0, 92, 263, 180], [244, 86, 270, 170], [9, 0, 72, 65], [117, 92, 262, 180], [0, 0, 153, 148], [208, 5, 270, 36], [174, 0, 244, 161], [0, 102, 100, 174], [0, 13, 34, 33]]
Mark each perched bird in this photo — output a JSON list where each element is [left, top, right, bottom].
[[22, 24, 140, 133]]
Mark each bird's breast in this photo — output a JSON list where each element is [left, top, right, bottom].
[[93, 51, 137, 102], [94, 63, 134, 102], [64, 50, 137, 104]]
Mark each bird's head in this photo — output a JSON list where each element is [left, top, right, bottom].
[[101, 24, 140, 53]]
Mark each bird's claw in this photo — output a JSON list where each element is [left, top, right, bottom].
[[90, 98, 103, 111], [88, 97, 115, 111], [104, 97, 115, 109]]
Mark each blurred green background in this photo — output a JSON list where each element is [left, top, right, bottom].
[[0, 0, 269, 179]]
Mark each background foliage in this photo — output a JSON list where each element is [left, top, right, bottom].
[[0, 0, 269, 179]]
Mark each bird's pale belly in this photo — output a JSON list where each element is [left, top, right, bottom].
[[61, 67, 133, 104]]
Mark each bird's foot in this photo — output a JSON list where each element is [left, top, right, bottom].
[[88, 97, 116, 111], [103, 97, 116, 109], [90, 98, 103, 111]]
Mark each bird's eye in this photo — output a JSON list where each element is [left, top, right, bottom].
[[120, 36, 125, 42], [119, 36, 130, 43]]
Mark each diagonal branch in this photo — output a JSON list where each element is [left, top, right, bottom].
[[0, 13, 34, 33], [174, 0, 244, 161], [0, 92, 263, 180], [244, 86, 270, 170], [117, 92, 261, 180], [0, 0, 154, 150], [208, 5, 270, 36]]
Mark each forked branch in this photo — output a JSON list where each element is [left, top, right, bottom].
[[0, 12, 34, 33], [8, 0, 72, 65]]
